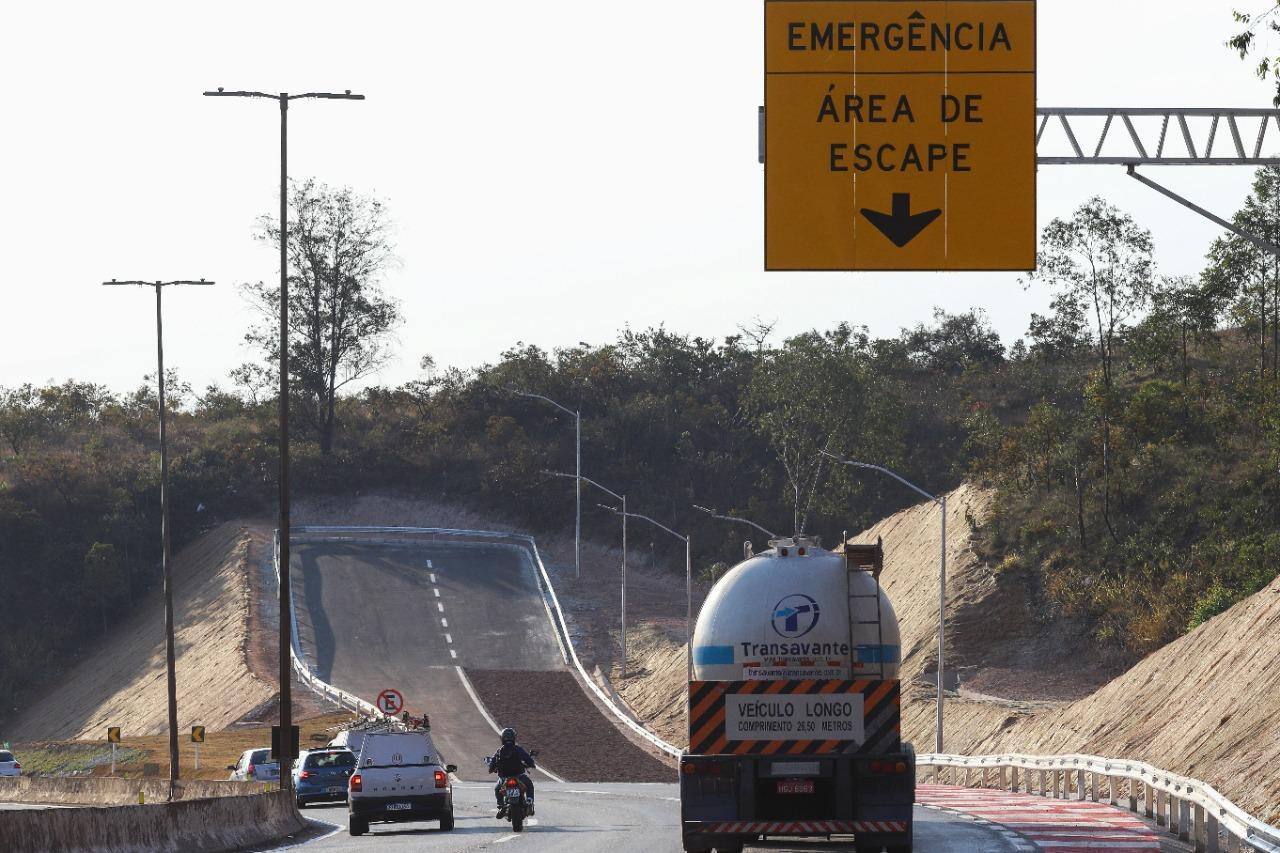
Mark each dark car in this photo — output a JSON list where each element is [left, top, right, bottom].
[[294, 747, 357, 808]]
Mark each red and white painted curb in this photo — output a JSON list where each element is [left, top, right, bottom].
[[919, 783, 1162, 851]]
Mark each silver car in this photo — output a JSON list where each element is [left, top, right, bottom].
[[227, 747, 280, 783], [0, 750, 19, 777]]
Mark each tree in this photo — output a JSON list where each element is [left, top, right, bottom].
[[82, 542, 125, 635], [1128, 276, 1219, 389], [1229, 5, 1280, 105], [0, 385, 41, 455], [246, 178, 401, 454], [1028, 197, 1155, 539], [1202, 165, 1280, 387]]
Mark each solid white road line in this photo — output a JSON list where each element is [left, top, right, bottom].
[[495, 833, 521, 842]]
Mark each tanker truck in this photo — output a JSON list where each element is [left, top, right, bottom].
[[680, 536, 913, 853]]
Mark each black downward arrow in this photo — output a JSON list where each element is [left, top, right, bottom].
[[860, 193, 942, 248]]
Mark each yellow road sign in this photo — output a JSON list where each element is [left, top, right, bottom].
[[191, 725, 205, 744], [764, 1, 1036, 271], [107, 726, 121, 743]]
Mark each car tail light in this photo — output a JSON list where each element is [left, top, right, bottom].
[[12, 762, 19, 770], [434, 770, 447, 789], [299, 770, 312, 780], [506, 778, 520, 788], [350, 773, 362, 792]]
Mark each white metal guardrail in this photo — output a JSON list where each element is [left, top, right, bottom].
[[277, 525, 682, 760], [918, 753, 1280, 853], [272, 531, 388, 721]]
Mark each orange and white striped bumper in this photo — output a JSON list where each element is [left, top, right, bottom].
[[689, 820, 908, 835]]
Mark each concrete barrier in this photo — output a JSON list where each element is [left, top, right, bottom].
[[0, 776, 272, 805], [0, 789, 308, 853]]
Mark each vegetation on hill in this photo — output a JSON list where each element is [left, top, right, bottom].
[[3, 172, 1279, 722]]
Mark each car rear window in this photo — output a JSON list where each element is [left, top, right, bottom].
[[250, 749, 273, 765], [0, 751, 13, 762], [359, 733, 438, 768], [306, 751, 355, 769]]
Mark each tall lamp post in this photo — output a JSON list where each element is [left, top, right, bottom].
[[510, 389, 581, 578], [820, 450, 947, 754], [692, 505, 777, 541], [103, 278, 214, 784], [600, 505, 693, 682], [545, 471, 628, 676], [203, 87, 364, 791]]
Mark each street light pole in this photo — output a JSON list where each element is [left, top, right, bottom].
[[510, 389, 581, 578], [203, 87, 363, 791], [692, 505, 778, 540], [602, 505, 692, 682], [545, 470, 626, 674], [103, 278, 213, 784], [820, 450, 947, 754]]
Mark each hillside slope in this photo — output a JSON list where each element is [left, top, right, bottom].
[[5, 523, 277, 741], [969, 573, 1280, 823]]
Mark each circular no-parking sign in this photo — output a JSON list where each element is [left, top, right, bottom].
[[376, 688, 405, 715]]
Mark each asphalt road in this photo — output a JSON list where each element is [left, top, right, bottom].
[[291, 540, 565, 782], [263, 783, 1022, 853]]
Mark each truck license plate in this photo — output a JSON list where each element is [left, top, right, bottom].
[[777, 779, 815, 795], [387, 802, 412, 811]]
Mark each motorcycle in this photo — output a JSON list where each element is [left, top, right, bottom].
[[486, 749, 539, 833]]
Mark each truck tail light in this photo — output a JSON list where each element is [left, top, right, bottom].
[[435, 770, 447, 788], [350, 773, 362, 792], [868, 760, 909, 774]]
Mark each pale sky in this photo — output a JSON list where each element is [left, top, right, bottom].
[[1, 1, 1274, 395]]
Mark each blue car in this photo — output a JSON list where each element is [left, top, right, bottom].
[[293, 747, 357, 808]]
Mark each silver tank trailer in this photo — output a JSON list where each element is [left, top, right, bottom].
[[691, 536, 900, 682]]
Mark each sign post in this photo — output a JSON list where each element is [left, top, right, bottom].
[[191, 726, 205, 771], [376, 688, 405, 716], [107, 727, 121, 775], [764, 0, 1037, 271]]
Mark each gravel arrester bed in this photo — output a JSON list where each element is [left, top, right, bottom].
[[465, 670, 675, 783]]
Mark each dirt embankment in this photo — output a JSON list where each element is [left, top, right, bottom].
[[5, 523, 278, 742]]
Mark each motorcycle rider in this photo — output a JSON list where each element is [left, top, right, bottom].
[[488, 727, 536, 818]]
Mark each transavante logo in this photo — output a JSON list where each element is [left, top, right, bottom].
[[772, 594, 821, 638]]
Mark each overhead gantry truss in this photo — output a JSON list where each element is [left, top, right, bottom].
[[1036, 108, 1280, 166]]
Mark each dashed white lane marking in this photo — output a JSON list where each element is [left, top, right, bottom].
[[437, 602, 445, 612], [450, 649, 458, 659], [445, 633, 453, 643], [434, 588, 440, 597], [427, 559, 433, 569], [430, 573, 437, 583], [495, 834, 521, 843], [441, 618, 449, 628]]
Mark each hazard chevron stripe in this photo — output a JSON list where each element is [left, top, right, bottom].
[[691, 820, 908, 835], [687, 679, 900, 755]]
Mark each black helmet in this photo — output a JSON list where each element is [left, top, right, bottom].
[[501, 727, 516, 744]]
